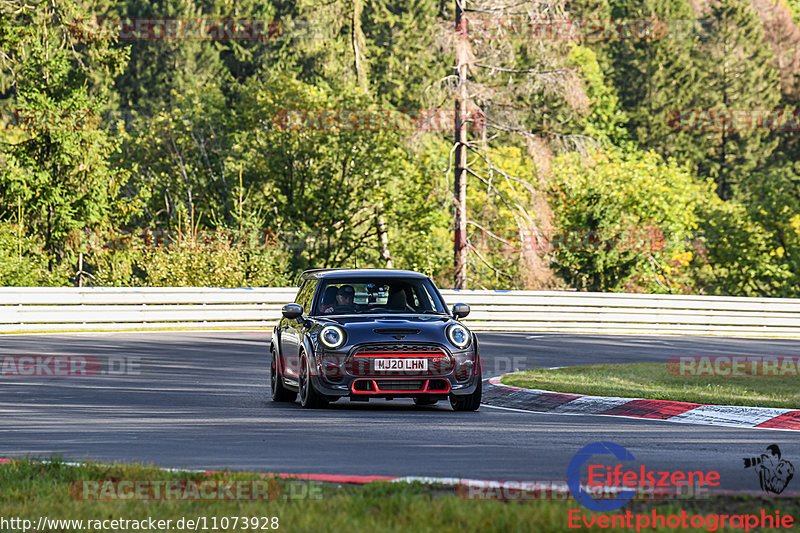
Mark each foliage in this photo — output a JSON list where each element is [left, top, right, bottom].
[[568, 45, 631, 149], [465, 145, 547, 289], [691, 175, 796, 297], [0, 222, 71, 285], [231, 74, 450, 274], [363, 0, 449, 107], [548, 149, 702, 292], [0, 0, 129, 273], [114, 83, 235, 229], [581, 0, 782, 201], [690, 0, 782, 200], [88, 245, 291, 288], [1, 0, 800, 296], [578, 0, 704, 161], [785, 0, 800, 24], [105, 0, 233, 113]]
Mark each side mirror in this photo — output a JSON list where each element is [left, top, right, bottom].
[[452, 303, 470, 319], [282, 303, 304, 320]]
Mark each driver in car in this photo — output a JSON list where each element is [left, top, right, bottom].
[[322, 285, 356, 314]]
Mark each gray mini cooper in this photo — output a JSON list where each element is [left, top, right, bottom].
[[270, 269, 481, 410]]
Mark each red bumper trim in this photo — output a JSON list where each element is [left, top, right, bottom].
[[351, 378, 451, 394]]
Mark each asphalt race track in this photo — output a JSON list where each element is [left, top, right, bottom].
[[1, 331, 799, 491]]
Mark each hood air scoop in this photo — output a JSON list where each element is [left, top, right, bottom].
[[373, 328, 420, 340]]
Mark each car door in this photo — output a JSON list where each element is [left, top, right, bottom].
[[280, 279, 316, 380]]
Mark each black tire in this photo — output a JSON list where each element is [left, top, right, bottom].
[[299, 352, 328, 409], [271, 350, 297, 402], [450, 379, 482, 412], [413, 397, 439, 406]]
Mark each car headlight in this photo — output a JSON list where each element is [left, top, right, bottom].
[[447, 323, 471, 349], [319, 325, 346, 349]]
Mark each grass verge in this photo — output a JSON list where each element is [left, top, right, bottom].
[[501, 363, 800, 408], [2, 458, 799, 532]]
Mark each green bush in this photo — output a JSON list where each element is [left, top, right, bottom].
[[548, 149, 703, 292]]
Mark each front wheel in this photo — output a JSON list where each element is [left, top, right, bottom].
[[450, 379, 482, 412], [271, 350, 297, 402], [299, 352, 328, 409]]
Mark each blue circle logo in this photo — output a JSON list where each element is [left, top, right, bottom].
[[567, 441, 637, 511]]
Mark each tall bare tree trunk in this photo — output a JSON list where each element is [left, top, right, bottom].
[[376, 203, 393, 268], [453, 0, 468, 289], [352, 0, 368, 91]]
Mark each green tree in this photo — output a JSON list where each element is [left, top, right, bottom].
[[363, 0, 449, 107], [580, 0, 782, 201], [115, 83, 236, 229], [232, 74, 450, 274], [691, 195, 794, 296], [691, 0, 782, 200], [549, 148, 703, 292], [106, 0, 229, 114], [0, 0, 128, 280], [596, 0, 702, 157]]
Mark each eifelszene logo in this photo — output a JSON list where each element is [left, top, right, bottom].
[[567, 441, 721, 512], [568, 442, 637, 511], [743, 445, 795, 494]]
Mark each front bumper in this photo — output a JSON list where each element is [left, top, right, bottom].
[[308, 343, 480, 399], [309, 372, 481, 398]]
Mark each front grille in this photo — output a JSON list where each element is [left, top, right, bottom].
[[345, 344, 453, 377], [428, 379, 449, 391], [375, 380, 424, 391], [353, 380, 374, 391], [354, 343, 445, 354]]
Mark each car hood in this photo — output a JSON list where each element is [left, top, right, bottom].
[[319, 314, 461, 345]]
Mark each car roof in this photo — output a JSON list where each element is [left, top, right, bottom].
[[297, 268, 430, 286]]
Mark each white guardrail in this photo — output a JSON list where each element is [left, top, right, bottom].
[[2, 287, 800, 337]]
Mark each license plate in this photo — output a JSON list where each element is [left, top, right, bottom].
[[374, 358, 428, 371]]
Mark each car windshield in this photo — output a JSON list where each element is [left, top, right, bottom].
[[313, 277, 448, 316]]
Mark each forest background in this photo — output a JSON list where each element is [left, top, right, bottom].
[[3, 0, 800, 295]]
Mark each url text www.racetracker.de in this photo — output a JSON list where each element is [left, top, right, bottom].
[[0, 516, 280, 532]]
